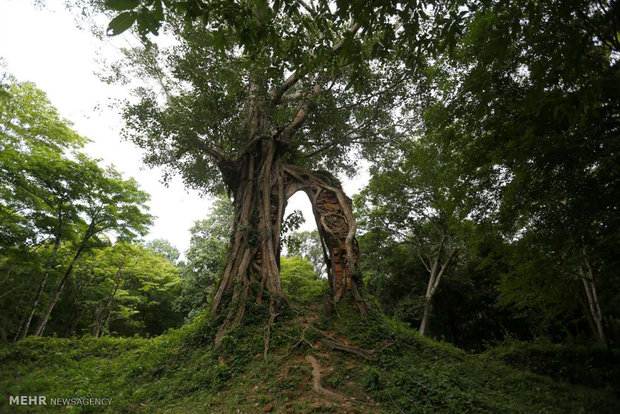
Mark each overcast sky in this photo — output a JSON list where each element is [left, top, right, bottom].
[[0, 0, 368, 256]]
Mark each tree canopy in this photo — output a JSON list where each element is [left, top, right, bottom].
[[355, 0, 619, 345], [0, 78, 157, 340]]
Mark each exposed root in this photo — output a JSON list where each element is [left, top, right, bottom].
[[214, 288, 241, 347], [320, 336, 376, 359], [263, 299, 279, 359], [351, 280, 369, 318], [233, 283, 249, 325], [305, 355, 346, 401]]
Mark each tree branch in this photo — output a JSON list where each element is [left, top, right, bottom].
[[270, 22, 361, 105], [417, 251, 432, 273], [198, 137, 229, 163], [277, 84, 322, 143], [295, 0, 317, 16], [432, 247, 457, 295]]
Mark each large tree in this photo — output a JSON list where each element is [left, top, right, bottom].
[[94, 0, 462, 340]]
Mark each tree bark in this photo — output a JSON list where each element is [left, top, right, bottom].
[[419, 299, 432, 336], [210, 141, 365, 346], [210, 138, 287, 345]]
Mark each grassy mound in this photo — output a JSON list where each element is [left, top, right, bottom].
[[1, 297, 619, 413]]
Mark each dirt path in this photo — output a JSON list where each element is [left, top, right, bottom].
[[305, 354, 346, 401]]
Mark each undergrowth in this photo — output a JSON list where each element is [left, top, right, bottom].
[[1, 295, 618, 413]]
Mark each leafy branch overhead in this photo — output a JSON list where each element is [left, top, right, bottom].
[[101, 0, 466, 192]]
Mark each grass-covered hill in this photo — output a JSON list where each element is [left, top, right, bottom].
[[1, 297, 618, 413]]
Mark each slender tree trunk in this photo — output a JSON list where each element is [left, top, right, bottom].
[[417, 237, 456, 337], [92, 261, 124, 337], [420, 261, 439, 336], [580, 260, 606, 345], [17, 236, 62, 340], [33, 244, 87, 337], [419, 299, 432, 336]]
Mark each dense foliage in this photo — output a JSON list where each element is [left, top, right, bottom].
[[0, 0, 618, 410], [2, 300, 618, 412], [0, 79, 181, 340], [355, 0, 619, 348]]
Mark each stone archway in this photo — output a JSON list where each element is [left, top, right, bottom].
[[283, 165, 366, 314]]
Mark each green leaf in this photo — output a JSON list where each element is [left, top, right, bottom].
[[153, 0, 164, 21], [105, 0, 140, 11], [107, 12, 138, 36], [137, 9, 160, 36]]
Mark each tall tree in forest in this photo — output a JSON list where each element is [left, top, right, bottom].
[[88, 243, 136, 337], [33, 167, 152, 336], [13, 156, 101, 340], [357, 137, 472, 336], [0, 80, 89, 340], [93, 0, 465, 341]]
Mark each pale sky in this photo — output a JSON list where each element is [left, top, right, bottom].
[[0, 0, 368, 256]]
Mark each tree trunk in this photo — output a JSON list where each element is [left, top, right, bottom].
[[420, 261, 439, 336], [210, 138, 288, 345], [17, 236, 61, 340], [33, 243, 87, 337], [210, 139, 365, 347], [419, 298, 432, 336], [209, 58, 367, 350], [417, 236, 456, 337], [580, 260, 606, 345], [92, 261, 124, 337]]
